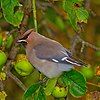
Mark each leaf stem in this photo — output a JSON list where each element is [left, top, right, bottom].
[[32, 0, 38, 32]]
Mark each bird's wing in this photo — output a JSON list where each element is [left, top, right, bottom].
[[33, 40, 84, 66]]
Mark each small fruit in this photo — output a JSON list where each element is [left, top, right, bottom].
[[52, 86, 68, 98], [0, 91, 7, 100], [81, 66, 94, 79], [0, 51, 7, 68], [0, 72, 6, 81], [14, 60, 34, 76], [16, 54, 28, 62]]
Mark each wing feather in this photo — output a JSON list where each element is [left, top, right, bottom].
[[33, 40, 84, 66]]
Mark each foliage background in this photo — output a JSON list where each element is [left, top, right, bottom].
[[0, 0, 100, 100]]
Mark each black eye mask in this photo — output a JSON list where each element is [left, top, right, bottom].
[[17, 29, 34, 46], [17, 33, 30, 46]]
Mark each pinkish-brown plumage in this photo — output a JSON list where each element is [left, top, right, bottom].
[[18, 29, 85, 78]]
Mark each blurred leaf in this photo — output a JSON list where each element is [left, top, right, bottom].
[[5, 35, 13, 49], [45, 8, 57, 23], [1, 0, 23, 27], [34, 86, 46, 100], [95, 51, 100, 57], [45, 77, 57, 96], [63, 0, 89, 31], [55, 17, 65, 30], [61, 69, 86, 97], [23, 70, 40, 87], [80, 66, 94, 79], [23, 83, 40, 100], [46, 8, 65, 31], [0, 34, 3, 47], [0, 12, 3, 19]]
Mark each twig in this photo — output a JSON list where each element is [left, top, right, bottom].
[[36, 0, 50, 11], [84, 0, 90, 9], [71, 35, 79, 55], [9, 29, 18, 35], [32, 0, 38, 32], [7, 72, 27, 91], [77, 35, 100, 51], [4, 59, 27, 91], [84, 0, 96, 16], [87, 82, 100, 88], [71, 34, 100, 55], [0, 81, 4, 91]]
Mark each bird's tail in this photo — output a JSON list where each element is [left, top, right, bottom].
[[65, 57, 87, 67]]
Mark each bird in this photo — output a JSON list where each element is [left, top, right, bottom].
[[17, 29, 85, 78]]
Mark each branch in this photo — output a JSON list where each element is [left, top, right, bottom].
[[0, 81, 4, 91], [87, 82, 100, 88], [4, 58, 26, 91], [77, 35, 100, 51], [32, 0, 38, 32], [71, 34, 100, 55], [84, 0, 90, 9], [71, 35, 79, 54], [7, 72, 27, 91]]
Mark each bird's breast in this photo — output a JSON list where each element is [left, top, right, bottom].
[[26, 48, 72, 78]]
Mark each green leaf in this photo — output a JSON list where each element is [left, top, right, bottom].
[[45, 77, 57, 96], [63, 0, 78, 30], [61, 69, 86, 97], [1, 0, 23, 27], [34, 86, 46, 100], [68, 9, 78, 31], [23, 83, 40, 100], [70, 0, 83, 3], [75, 7, 89, 23], [63, 0, 89, 31]]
